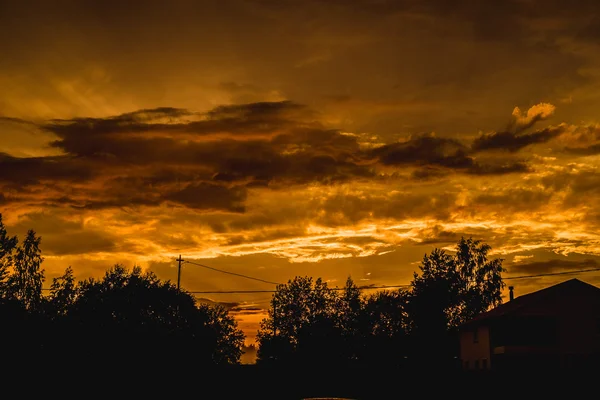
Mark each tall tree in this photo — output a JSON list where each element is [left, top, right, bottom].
[[336, 276, 364, 361], [63, 265, 245, 366], [199, 303, 245, 365], [361, 289, 411, 365], [7, 229, 44, 310], [408, 237, 505, 361], [256, 276, 340, 364], [453, 237, 505, 324], [0, 214, 18, 295], [48, 266, 77, 317]]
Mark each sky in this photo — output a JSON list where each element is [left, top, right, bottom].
[[3, 0, 600, 345]]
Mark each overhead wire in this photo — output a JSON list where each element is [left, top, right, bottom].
[[182, 259, 282, 285], [503, 267, 600, 280], [183, 265, 600, 294], [39, 262, 600, 294]]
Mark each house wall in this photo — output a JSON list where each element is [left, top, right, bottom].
[[463, 282, 600, 370], [555, 303, 600, 355], [459, 325, 491, 370]]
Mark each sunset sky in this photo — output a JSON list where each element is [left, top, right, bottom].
[[3, 0, 600, 345]]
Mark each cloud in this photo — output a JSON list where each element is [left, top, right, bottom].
[[0, 101, 379, 212], [166, 182, 247, 213], [564, 143, 600, 155], [2, 99, 546, 218], [372, 135, 474, 169], [559, 124, 600, 155], [472, 125, 565, 153], [0, 153, 96, 185], [7, 212, 118, 256], [540, 168, 600, 211], [507, 258, 599, 275], [511, 103, 556, 133], [371, 134, 532, 175], [470, 103, 562, 153], [471, 188, 553, 212]]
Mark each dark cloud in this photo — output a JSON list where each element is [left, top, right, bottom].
[[564, 144, 600, 156], [507, 258, 599, 275], [472, 188, 553, 212], [414, 225, 463, 245], [194, 298, 242, 310], [371, 135, 531, 175], [1, 102, 381, 211], [44, 101, 311, 152], [166, 182, 247, 213], [574, 14, 600, 42], [0, 154, 96, 185], [472, 126, 564, 153], [310, 190, 459, 227], [45, 107, 194, 138], [8, 212, 118, 256], [39, 102, 373, 184], [0, 100, 563, 216], [372, 136, 473, 169], [229, 306, 264, 313], [466, 161, 531, 175], [0, 116, 38, 126], [541, 169, 600, 208]]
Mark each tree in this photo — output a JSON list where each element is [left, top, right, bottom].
[[408, 237, 505, 362], [361, 289, 411, 365], [7, 229, 44, 310], [453, 237, 505, 324], [336, 276, 364, 361], [60, 265, 245, 367], [0, 214, 17, 295], [256, 276, 340, 364], [199, 303, 245, 365], [47, 266, 77, 317]]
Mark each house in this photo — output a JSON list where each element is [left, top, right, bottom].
[[459, 278, 600, 371]]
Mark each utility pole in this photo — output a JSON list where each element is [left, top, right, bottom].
[[176, 254, 183, 290]]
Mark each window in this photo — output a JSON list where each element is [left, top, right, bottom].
[[473, 328, 479, 343], [463, 360, 469, 369], [474, 359, 480, 370], [482, 358, 488, 370]]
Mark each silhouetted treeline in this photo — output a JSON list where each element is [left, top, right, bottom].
[[0, 212, 507, 371], [256, 237, 505, 368], [0, 214, 245, 368]]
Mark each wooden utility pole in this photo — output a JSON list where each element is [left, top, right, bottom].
[[176, 254, 183, 290]]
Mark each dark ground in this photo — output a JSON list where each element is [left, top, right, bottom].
[[21, 362, 597, 399]]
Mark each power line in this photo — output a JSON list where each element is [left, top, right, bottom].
[[182, 259, 282, 285], [39, 265, 600, 293], [186, 267, 600, 295], [504, 267, 600, 280]]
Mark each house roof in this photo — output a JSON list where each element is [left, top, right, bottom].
[[461, 278, 600, 328]]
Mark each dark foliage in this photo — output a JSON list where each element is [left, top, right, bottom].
[[257, 237, 505, 367], [0, 213, 245, 368]]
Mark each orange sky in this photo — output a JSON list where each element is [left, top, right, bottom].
[[2, 0, 600, 345]]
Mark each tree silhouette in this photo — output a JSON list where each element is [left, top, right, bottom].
[[7, 229, 44, 310], [408, 237, 505, 364], [0, 214, 17, 294], [47, 266, 77, 317], [198, 303, 245, 365], [336, 276, 364, 362], [360, 289, 411, 366], [256, 276, 340, 364], [56, 265, 245, 367]]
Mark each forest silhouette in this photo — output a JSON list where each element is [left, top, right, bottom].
[[0, 213, 506, 369], [4, 212, 566, 398]]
